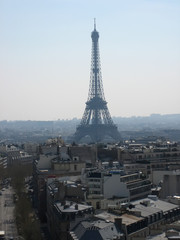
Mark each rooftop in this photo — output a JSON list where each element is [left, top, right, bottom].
[[131, 196, 179, 213], [70, 219, 123, 240], [95, 211, 143, 225], [55, 201, 93, 213]]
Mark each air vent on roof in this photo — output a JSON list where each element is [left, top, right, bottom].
[[148, 195, 158, 201]]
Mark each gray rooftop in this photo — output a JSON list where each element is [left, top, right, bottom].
[[130, 196, 179, 215], [55, 201, 92, 213], [71, 219, 123, 240], [95, 211, 143, 225]]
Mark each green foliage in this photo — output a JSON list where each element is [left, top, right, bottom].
[[0, 166, 7, 182], [7, 164, 42, 240]]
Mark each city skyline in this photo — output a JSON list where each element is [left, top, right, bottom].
[[1, 0, 180, 121]]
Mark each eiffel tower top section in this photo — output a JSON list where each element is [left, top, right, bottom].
[[88, 19, 105, 101]]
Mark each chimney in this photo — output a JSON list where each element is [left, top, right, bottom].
[[75, 204, 78, 210], [57, 145, 59, 155], [115, 218, 122, 229]]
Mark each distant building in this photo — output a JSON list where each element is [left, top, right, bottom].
[[0, 144, 33, 165], [160, 171, 180, 198], [38, 143, 97, 166], [151, 170, 180, 186], [68, 145, 97, 166], [86, 170, 151, 209], [117, 141, 180, 185], [23, 142, 38, 155], [118, 141, 180, 165]]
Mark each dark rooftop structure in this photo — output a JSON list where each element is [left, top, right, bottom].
[[70, 219, 123, 240]]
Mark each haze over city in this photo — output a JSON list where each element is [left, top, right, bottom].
[[1, 0, 180, 121]]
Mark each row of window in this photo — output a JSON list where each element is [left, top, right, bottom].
[[88, 184, 101, 189], [88, 179, 101, 182]]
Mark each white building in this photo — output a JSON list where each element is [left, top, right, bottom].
[[86, 170, 151, 209]]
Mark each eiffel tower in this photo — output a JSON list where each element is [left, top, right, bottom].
[[74, 21, 120, 143]]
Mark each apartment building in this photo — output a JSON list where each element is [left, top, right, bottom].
[[86, 170, 151, 209], [0, 144, 33, 165], [95, 196, 180, 240], [33, 145, 86, 222], [46, 179, 93, 240], [118, 141, 180, 164]]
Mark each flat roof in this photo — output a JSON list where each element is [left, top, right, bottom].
[[55, 201, 92, 213], [95, 211, 143, 225], [131, 197, 178, 213], [120, 213, 144, 225]]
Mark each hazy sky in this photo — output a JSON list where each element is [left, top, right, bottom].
[[1, 0, 180, 121]]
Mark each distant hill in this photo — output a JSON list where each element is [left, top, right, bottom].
[[113, 114, 180, 131], [0, 114, 180, 143]]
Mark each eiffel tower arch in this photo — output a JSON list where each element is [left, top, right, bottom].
[[74, 21, 120, 143]]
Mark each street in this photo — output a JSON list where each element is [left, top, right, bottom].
[[0, 186, 18, 239]]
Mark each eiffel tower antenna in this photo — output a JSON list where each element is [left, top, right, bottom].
[[74, 22, 120, 143], [94, 18, 96, 30]]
